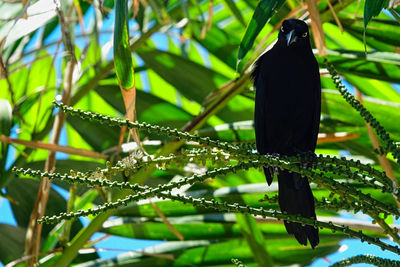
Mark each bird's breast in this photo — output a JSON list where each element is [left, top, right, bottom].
[[262, 55, 318, 115]]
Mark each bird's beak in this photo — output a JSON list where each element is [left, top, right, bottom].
[[286, 29, 297, 46]]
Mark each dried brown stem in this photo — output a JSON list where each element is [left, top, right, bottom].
[[306, 0, 327, 56], [0, 135, 107, 159]]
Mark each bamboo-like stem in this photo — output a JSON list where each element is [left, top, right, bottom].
[[24, 1, 77, 264], [0, 135, 107, 159]]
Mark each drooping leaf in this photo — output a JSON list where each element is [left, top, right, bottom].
[[237, 0, 286, 65]]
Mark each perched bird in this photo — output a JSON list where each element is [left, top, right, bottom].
[[252, 19, 321, 248]]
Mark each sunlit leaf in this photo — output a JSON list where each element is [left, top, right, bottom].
[[137, 47, 229, 103], [78, 237, 340, 266], [364, 0, 390, 29], [237, 0, 285, 65], [114, 0, 134, 91], [0, 98, 12, 136]]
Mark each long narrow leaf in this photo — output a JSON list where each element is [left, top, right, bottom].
[[237, 0, 285, 67], [223, 0, 247, 27], [0, 99, 12, 187], [236, 213, 274, 266], [364, 0, 390, 29]]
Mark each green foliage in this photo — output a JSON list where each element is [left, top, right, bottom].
[[1, 1, 400, 266], [237, 0, 286, 68], [232, 258, 247, 267], [0, 99, 11, 137], [114, 0, 135, 90], [326, 60, 400, 162], [364, 0, 390, 29], [330, 254, 400, 267], [12, 100, 400, 256]]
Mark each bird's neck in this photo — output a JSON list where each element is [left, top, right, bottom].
[[274, 44, 314, 57]]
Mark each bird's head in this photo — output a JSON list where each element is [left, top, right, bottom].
[[277, 19, 310, 49]]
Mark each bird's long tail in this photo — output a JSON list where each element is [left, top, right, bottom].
[[277, 169, 319, 248], [263, 167, 274, 185]]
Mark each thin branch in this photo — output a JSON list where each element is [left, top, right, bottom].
[[0, 135, 107, 159], [306, 0, 327, 56], [0, 51, 16, 106], [149, 199, 185, 241], [326, 0, 343, 33]]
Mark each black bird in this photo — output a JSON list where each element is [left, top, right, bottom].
[[252, 19, 321, 248]]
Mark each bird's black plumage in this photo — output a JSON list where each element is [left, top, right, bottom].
[[252, 19, 321, 248]]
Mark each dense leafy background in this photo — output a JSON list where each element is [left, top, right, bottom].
[[0, 0, 400, 266]]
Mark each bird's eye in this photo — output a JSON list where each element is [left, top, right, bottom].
[[281, 26, 284, 32], [302, 32, 308, 37]]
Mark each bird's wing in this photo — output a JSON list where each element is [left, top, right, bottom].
[[254, 50, 297, 154], [310, 61, 321, 152], [253, 52, 278, 154]]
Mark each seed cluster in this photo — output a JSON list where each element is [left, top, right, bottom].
[[12, 99, 400, 261], [329, 255, 400, 267], [325, 60, 400, 164]]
